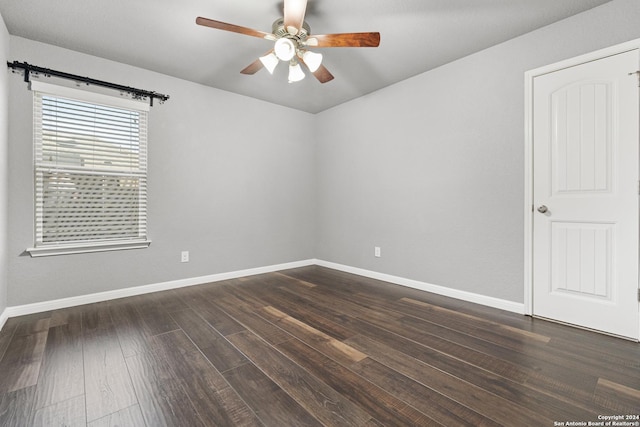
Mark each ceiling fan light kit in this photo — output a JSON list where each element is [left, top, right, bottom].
[[288, 62, 305, 83], [259, 52, 279, 74], [196, 0, 380, 84], [302, 51, 322, 72], [274, 37, 296, 61]]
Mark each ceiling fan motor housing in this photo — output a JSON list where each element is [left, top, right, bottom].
[[271, 18, 313, 63], [272, 18, 311, 41]]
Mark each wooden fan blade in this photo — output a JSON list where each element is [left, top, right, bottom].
[[283, 0, 308, 35], [240, 50, 275, 75], [196, 17, 272, 39], [240, 59, 264, 75], [308, 32, 380, 48], [299, 58, 334, 83], [310, 64, 334, 83]]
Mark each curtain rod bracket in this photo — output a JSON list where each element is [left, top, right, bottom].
[[6, 60, 170, 105]]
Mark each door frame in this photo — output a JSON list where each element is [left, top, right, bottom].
[[523, 38, 640, 339]]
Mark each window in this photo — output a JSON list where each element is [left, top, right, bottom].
[[27, 81, 151, 256]]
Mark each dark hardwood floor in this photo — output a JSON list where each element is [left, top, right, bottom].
[[0, 265, 638, 426]]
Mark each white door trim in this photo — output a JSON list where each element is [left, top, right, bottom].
[[524, 38, 640, 340]]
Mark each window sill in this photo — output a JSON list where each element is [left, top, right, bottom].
[[26, 240, 151, 257]]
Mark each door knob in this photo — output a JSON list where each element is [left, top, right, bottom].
[[537, 205, 548, 214]]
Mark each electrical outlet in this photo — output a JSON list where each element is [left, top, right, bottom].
[[374, 246, 381, 258], [181, 251, 189, 263]]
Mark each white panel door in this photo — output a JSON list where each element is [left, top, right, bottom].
[[532, 49, 639, 339]]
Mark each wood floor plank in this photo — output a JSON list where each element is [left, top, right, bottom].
[[33, 313, 84, 410], [109, 301, 153, 358], [283, 266, 541, 335], [353, 296, 603, 401], [129, 294, 179, 337], [214, 386, 266, 427], [400, 297, 552, 343], [212, 294, 292, 345], [210, 280, 272, 310], [49, 306, 85, 329], [246, 270, 631, 408], [0, 314, 48, 394], [151, 330, 230, 393], [0, 330, 48, 393], [306, 275, 542, 356], [83, 309, 137, 423], [273, 271, 317, 288], [82, 302, 113, 332], [347, 333, 591, 424], [350, 356, 500, 427], [300, 281, 607, 416], [361, 419, 385, 427], [544, 337, 640, 385], [394, 297, 638, 385], [147, 289, 190, 313], [170, 308, 249, 373], [230, 278, 357, 341], [227, 330, 373, 427], [178, 286, 247, 336], [276, 274, 405, 323], [0, 385, 36, 427], [223, 361, 324, 427], [277, 337, 440, 426], [349, 335, 553, 425], [593, 378, 640, 413], [86, 404, 146, 427], [0, 320, 18, 362], [260, 305, 367, 366], [272, 277, 541, 384], [32, 395, 86, 427], [125, 347, 206, 427], [151, 330, 262, 427], [10, 313, 51, 337], [536, 317, 640, 360], [272, 274, 594, 414]]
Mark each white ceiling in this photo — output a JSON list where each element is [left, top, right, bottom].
[[0, 0, 612, 113]]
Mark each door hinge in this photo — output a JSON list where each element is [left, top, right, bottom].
[[629, 70, 640, 87]]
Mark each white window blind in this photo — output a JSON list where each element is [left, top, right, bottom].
[[28, 81, 150, 256]]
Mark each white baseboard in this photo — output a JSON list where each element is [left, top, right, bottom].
[[1, 258, 525, 329], [3, 259, 315, 321], [0, 307, 8, 331], [314, 259, 526, 314]]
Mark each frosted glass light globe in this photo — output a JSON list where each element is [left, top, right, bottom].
[[274, 38, 296, 61]]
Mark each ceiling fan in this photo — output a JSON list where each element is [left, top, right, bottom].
[[196, 0, 380, 84]]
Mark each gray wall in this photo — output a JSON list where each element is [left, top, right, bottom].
[[0, 12, 9, 315], [314, 0, 640, 303], [7, 37, 316, 306]]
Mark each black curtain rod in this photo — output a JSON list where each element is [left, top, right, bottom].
[[6, 61, 170, 106]]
